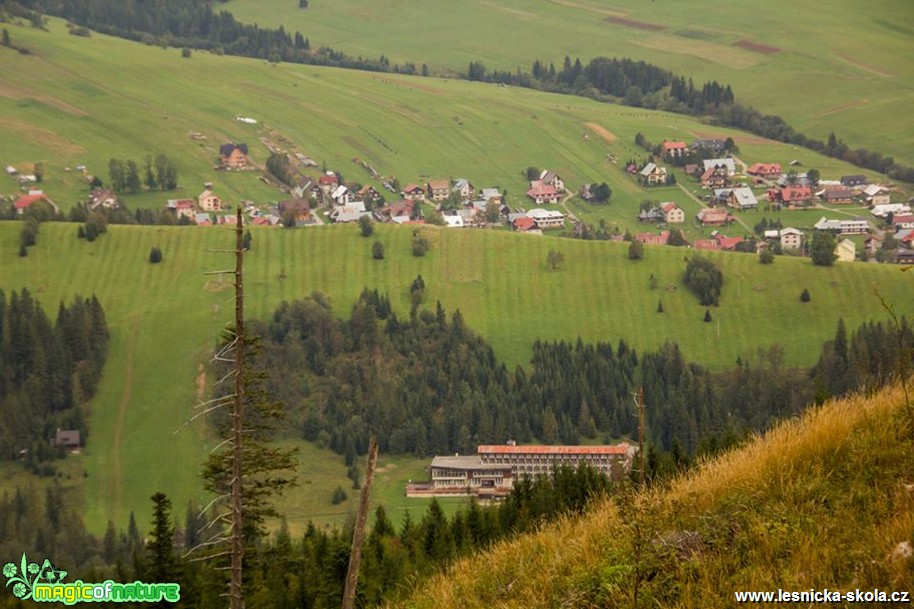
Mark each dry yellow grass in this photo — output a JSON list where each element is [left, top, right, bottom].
[[394, 383, 914, 608]]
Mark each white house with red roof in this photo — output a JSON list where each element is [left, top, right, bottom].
[[661, 141, 688, 159], [661, 202, 684, 223], [526, 180, 561, 204], [13, 192, 56, 215]]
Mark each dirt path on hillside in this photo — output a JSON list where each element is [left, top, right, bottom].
[[560, 189, 579, 223], [111, 318, 138, 520], [585, 122, 618, 143]]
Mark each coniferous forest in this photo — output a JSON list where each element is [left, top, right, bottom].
[[0, 289, 108, 467]]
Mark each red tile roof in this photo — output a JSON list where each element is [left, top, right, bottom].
[[780, 186, 812, 202], [747, 163, 781, 176], [478, 444, 630, 455], [693, 239, 720, 250], [526, 180, 558, 197], [14, 194, 47, 209], [715, 235, 744, 250], [634, 231, 670, 245], [513, 217, 537, 231], [662, 141, 687, 151], [661, 202, 678, 213]]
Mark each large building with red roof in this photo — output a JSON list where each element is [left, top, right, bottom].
[[414, 442, 637, 496]]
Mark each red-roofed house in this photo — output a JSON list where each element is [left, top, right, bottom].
[[714, 234, 745, 251], [402, 184, 426, 201], [893, 214, 914, 229], [526, 180, 561, 204], [700, 166, 729, 188], [512, 217, 537, 232], [13, 193, 55, 215], [747, 163, 782, 178], [318, 173, 339, 192], [661, 141, 688, 159], [769, 186, 812, 204], [634, 231, 670, 246], [692, 239, 720, 251], [661, 202, 684, 224]]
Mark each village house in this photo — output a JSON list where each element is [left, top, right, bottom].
[[526, 207, 564, 228], [291, 177, 316, 200], [896, 249, 914, 264], [635, 231, 670, 246], [864, 234, 883, 257], [526, 180, 561, 204], [691, 139, 726, 155], [443, 213, 466, 228], [863, 185, 891, 206], [88, 188, 121, 211], [871, 203, 910, 219], [769, 186, 812, 205], [512, 216, 538, 232], [702, 158, 737, 175], [700, 166, 730, 189], [819, 188, 855, 204], [835, 238, 856, 262], [661, 141, 688, 159], [713, 232, 744, 251], [13, 192, 56, 215], [278, 198, 311, 225], [683, 163, 700, 177], [896, 229, 914, 248], [776, 173, 812, 188], [480, 188, 503, 204], [639, 162, 668, 186], [892, 214, 914, 230], [714, 187, 757, 210], [384, 199, 416, 222], [692, 238, 720, 251], [696, 207, 733, 226], [841, 175, 868, 188], [167, 199, 196, 221], [331, 184, 352, 205], [453, 178, 475, 202], [539, 170, 565, 191], [356, 184, 383, 205], [427, 179, 450, 202], [814, 216, 870, 234], [318, 173, 339, 193], [638, 206, 664, 223], [195, 212, 213, 226], [330, 201, 371, 223], [401, 183, 426, 201], [780, 227, 804, 250], [51, 430, 81, 452], [746, 163, 782, 179], [198, 187, 222, 211], [661, 202, 684, 223], [219, 143, 249, 169]]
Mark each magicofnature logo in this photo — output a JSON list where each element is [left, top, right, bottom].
[[4, 553, 180, 605]]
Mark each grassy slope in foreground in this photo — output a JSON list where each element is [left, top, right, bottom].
[[396, 383, 914, 608], [225, 0, 914, 166], [1, 221, 912, 534]]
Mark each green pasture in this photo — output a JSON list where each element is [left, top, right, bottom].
[[1, 220, 912, 534], [0, 19, 905, 222], [225, 0, 914, 165]]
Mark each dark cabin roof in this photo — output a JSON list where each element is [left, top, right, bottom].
[[220, 143, 249, 157]]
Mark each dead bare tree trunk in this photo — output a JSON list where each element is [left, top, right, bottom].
[[230, 206, 245, 609], [341, 437, 379, 609]]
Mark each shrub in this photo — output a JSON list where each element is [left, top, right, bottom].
[[331, 485, 347, 505], [800, 288, 811, 303], [704, 309, 712, 322], [628, 240, 644, 260], [359, 215, 374, 237], [684, 256, 724, 306], [759, 249, 775, 264], [372, 240, 384, 260], [149, 247, 163, 263]]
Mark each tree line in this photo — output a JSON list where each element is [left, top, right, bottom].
[[108, 155, 178, 193], [241, 288, 910, 465], [0, 289, 109, 466], [0, 460, 618, 609]]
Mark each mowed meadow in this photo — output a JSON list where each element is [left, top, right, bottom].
[[226, 0, 914, 166], [0, 18, 899, 219], [1, 220, 912, 533]]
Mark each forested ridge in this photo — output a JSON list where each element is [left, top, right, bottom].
[[248, 288, 911, 463], [0, 289, 108, 466]]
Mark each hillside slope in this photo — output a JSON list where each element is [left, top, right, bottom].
[[395, 383, 914, 608]]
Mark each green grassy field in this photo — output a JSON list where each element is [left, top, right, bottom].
[[0, 19, 905, 222], [1, 220, 912, 534], [224, 0, 914, 167]]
